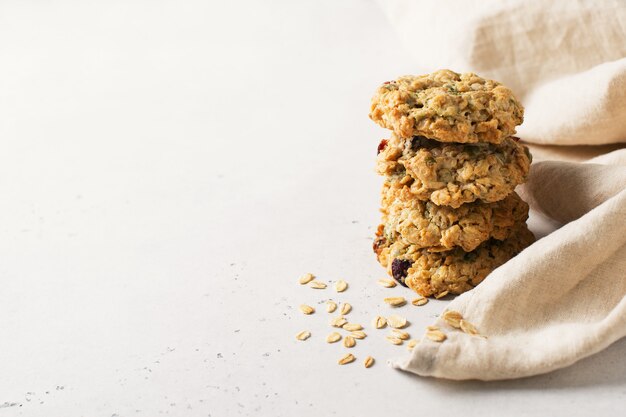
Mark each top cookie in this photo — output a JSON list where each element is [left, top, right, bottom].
[[369, 70, 524, 144]]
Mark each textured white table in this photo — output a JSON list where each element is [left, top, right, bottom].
[[1, 1, 624, 416]]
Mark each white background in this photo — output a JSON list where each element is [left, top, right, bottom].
[[0, 1, 624, 416]]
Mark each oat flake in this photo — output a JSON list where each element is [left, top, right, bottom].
[[384, 297, 407, 307], [412, 297, 428, 306], [343, 335, 356, 348], [350, 330, 367, 339], [342, 323, 363, 332], [299, 304, 315, 315], [338, 353, 355, 365], [326, 332, 341, 343], [296, 331, 311, 341], [335, 280, 348, 292], [340, 303, 352, 315], [387, 314, 407, 329], [378, 279, 396, 288], [386, 336, 403, 345], [426, 330, 447, 342], [460, 319, 480, 336], [442, 310, 463, 329], [299, 273, 315, 285], [373, 316, 387, 329]]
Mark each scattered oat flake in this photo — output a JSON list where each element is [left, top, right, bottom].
[[435, 290, 449, 299], [426, 330, 447, 342], [377, 279, 396, 288], [460, 319, 480, 336], [299, 304, 315, 315], [412, 297, 428, 306], [407, 339, 418, 350], [442, 310, 463, 329], [330, 316, 348, 328], [343, 335, 356, 348], [326, 332, 342, 343], [326, 301, 337, 313], [343, 323, 363, 331], [373, 316, 387, 329], [350, 330, 367, 339], [335, 280, 348, 292], [296, 331, 311, 341], [426, 325, 439, 331], [384, 297, 406, 307], [392, 329, 410, 340], [309, 281, 327, 289], [299, 273, 315, 285], [364, 356, 375, 368], [338, 353, 355, 365], [386, 336, 403, 345], [387, 314, 407, 329], [340, 303, 352, 315]]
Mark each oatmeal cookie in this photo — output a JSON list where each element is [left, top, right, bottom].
[[377, 134, 531, 208], [373, 223, 535, 297], [369, 70, 523, 144], [380, 180, 529, 252]]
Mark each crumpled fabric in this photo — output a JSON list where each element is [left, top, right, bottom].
[[377, 0, 626, 380]]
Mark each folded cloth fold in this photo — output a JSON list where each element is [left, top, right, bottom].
[[392, 149, 626, 380]]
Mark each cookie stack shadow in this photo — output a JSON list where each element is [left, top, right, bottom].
[[369, 70, 535, 298]]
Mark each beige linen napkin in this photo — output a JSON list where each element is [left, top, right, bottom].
[[376, 0, 626, 145], [392, 149, 626, 380], [376, 0, 626, 379]]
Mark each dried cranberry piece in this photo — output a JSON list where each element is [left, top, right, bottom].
[[391, 259, 410, 287], [511, 136, 520, 142], [377, 139, 388, 155]]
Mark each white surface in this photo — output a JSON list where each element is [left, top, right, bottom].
[[0, 1, 623, 416]]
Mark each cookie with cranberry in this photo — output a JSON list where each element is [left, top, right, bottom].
[[380, 180, 529, 252], [373, 223, 535, 297], [369, 69, 523, 144], [377, 134, 531, 208]]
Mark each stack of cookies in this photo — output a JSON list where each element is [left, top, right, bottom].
[[369, 70, 535, 298]]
